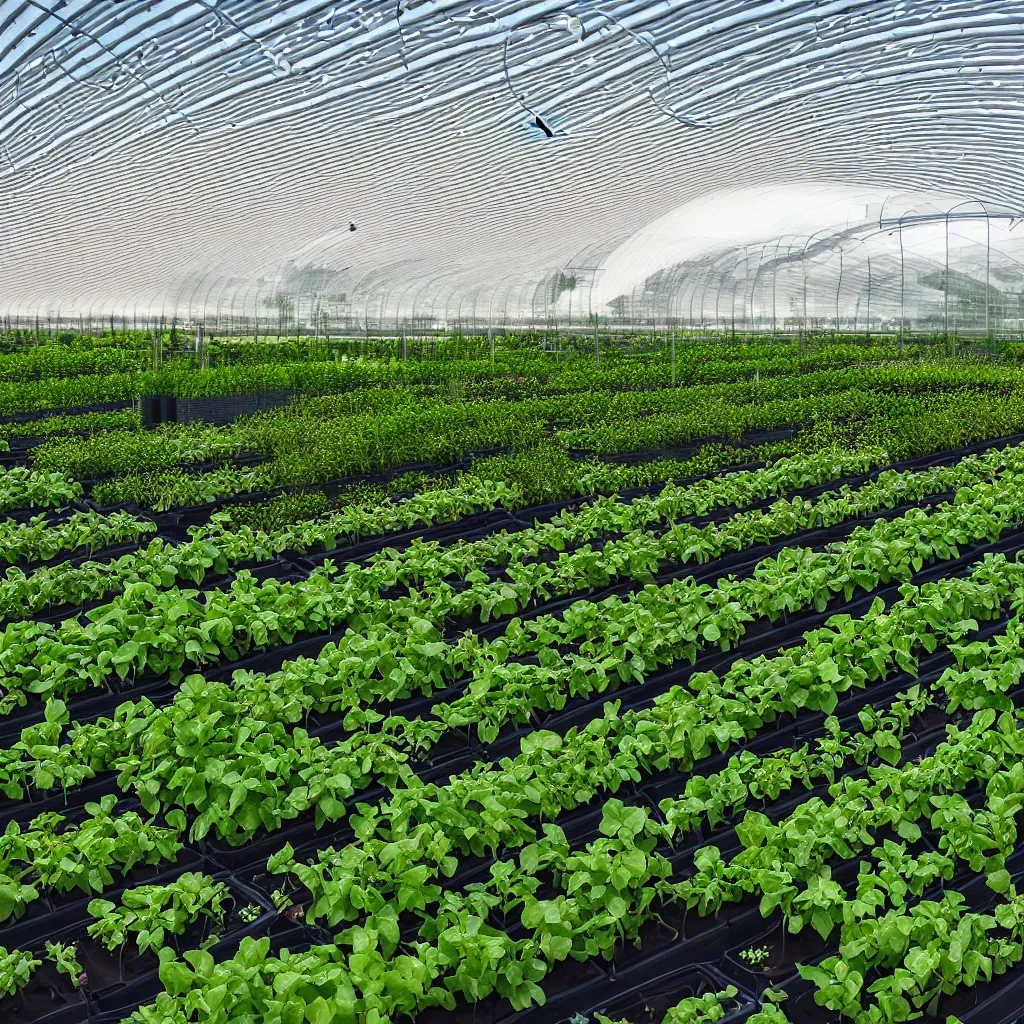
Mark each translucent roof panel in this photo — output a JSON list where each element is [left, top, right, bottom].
[[3, 0, 1024, 326]]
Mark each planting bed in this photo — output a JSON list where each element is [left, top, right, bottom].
[[6, 337, 1024, 1023]]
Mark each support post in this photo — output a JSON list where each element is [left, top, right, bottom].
[[986, 215, 992, 348], [945, 215, 950, 353]]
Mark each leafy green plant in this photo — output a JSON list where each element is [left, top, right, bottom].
[[87, 872, 230, 955], [44, 941, 82, 987], [0, 946, 40, 997], [238, 904, 262, 925], [269, 889, 292, 912], [662, 985, 738, 1024], [0, 793, 183, 922]]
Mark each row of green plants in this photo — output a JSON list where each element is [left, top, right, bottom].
[[0, 485, 1015, 1015], [0, 345, 150, 383], [0, 793, 184, 922], [0, 408, 141, 441], [124, 567, 1012, 1024], [0, 509, 155, 566], [594, 984, 743, 1024], [63, 364, 1024, 511], [0, 338, 957, 416], [32, 422, 262, 479], [0, 472, 1016, 885], [0, 465, 82, 514], [0, 873, 234, 1002], [0, 446, 970, 709], [0, 477, 520, 621], [0, 941, 82, 997], [86, 872, 232, 956]]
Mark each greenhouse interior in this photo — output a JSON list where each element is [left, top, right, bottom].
[[8, 2, 1024, 1024]]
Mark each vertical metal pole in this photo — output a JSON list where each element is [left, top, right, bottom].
[[835, 245, 843, 340], [866, 254, 871, 342], [986, 214, 991, 347], [772, 259, 777, 337], [944, 212, 950, 352], [594, 315, 600, 368], [402, 325, 407, 360], [802, 262, 808, 349], [489, 326, 494, 362], [899, 219, 906, 355], [730, 262, 737, 342], [671, 330, 676, 383]]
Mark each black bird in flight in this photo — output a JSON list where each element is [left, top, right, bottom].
[[535, 115, 554, 137], [349, 222, 357, 231]]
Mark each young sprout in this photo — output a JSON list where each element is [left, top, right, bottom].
[[238, 904, 262, 925], [270, 888, 293, 912], [44, 940, 83, 987], [740, 944, 772, 967]]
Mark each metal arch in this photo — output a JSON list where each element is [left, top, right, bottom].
[[152, 279, 177, 350], [745, 244, 771, 333], [178, 270, 206, 327], [943, 198, 998, 344], [391, 280, 421, 335], [770, 234, 797, 336], [698, 259, 723, 331], [499, 277, 522, 332], [198, 274, 223, 333], [897, 208, 921, 350], [499, 6, 692, 142], [704, 249, 740, 335], [834, 244, 844, 337], [407, 271, 454, 334], [436, 279, 467, 332], [212, 276, 235, 335], [798, 229, 842, 337], [345, 265, 389, 334], [730, 247, 752, 339], [236, 277, 261, 340], [687, 265, 711, 331], [877, 193, 894, 232], [376, 286, 394, 336], [469, 283, 488, 335], [837, 233, 875, 337]]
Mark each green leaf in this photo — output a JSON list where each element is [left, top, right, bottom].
[[159, 958, 194, 996], [702, 623, 721, 643], [305, 996, 334, 1024], [987, 868, 1012, 894]]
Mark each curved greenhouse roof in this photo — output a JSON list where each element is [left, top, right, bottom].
[[3, 0, 1024, 332]]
